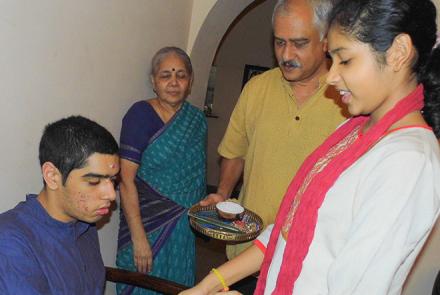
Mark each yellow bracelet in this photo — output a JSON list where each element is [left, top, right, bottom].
[[211, 268, 229, 292]]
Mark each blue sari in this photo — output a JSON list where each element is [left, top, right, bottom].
[[116, 101, 207, 294]]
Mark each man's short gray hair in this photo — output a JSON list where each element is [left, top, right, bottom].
[[272, 0, 335, 40]]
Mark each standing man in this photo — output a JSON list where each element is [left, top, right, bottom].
[[0, 116, 119, 294], [202, 0, 347, 264]]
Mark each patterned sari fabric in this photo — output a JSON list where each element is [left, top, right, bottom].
[[116, 102, 207, 295]]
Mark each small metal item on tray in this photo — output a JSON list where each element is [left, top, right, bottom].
[[188, 204, 263, 242], [188, 212, 244, 233]]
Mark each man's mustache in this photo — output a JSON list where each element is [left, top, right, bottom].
[[279, 60, 302, 68]]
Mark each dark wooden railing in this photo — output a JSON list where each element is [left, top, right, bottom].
[[105, 267, 188, 295]]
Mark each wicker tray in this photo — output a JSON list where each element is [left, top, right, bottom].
[[188, 204, 263, 242]]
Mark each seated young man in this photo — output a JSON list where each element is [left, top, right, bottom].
[[0, 116, 119, 294]]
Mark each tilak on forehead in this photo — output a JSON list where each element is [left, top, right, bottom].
[[172, 68, 175, 71]]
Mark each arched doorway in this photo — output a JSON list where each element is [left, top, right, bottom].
[[190, 0, 276, 185], [189, 0, 278, 282], [189, 0, 254, 108]]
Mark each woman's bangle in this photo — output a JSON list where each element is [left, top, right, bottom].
[[211, 268, 229, 292]]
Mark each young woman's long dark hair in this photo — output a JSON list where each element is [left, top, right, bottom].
[[329, 0, 440, 137]]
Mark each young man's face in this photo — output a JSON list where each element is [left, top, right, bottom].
[[57, 153, 119, 223]]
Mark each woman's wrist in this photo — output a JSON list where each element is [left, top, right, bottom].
[[197, 274, 221, 295], [211, 268, 229, 292], [131, 229, 147, 242]]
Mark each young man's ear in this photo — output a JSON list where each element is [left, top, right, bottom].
[[41, 162, 62, 190], [387, 33, 414, 72]]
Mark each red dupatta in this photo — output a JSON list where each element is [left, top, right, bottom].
[[254, 84, 425, 294]]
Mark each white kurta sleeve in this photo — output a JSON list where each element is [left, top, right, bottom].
[[327, 149, 440, 295], [256, 224, 274, 246]]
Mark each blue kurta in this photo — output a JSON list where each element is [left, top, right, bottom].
[[0, 194, 105, 294]]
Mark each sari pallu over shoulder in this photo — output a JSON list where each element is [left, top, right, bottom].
[[117, 101, 207, 253], [137, 101, 206, 208]]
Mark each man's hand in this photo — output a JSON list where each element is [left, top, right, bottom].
[[132, 236, 153, 274], [199, 193, 226, 206]]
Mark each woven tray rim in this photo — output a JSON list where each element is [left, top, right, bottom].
[[188, 204, 263, 242]]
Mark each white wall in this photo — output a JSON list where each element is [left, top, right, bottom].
[[0, 1, 192, 294], [187, 0, 217, 55]]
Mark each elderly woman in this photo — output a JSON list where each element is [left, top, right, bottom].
[[116, 47, 207, 294]]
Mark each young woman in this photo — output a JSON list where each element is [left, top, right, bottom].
[[116, 47, 207, 294], [181, 0, 440, 294]]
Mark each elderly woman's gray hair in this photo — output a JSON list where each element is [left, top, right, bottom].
[[272, 0, 335, 40], [150, 46, 193, 76]]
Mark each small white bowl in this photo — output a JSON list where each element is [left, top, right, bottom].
[[216, 201, 244, 220]]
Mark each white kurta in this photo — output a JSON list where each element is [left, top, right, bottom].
[[257, 127, 440, 295]]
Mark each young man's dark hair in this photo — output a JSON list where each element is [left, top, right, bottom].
[[39, 115, 118, 183], [0, 115, 120, 294]]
